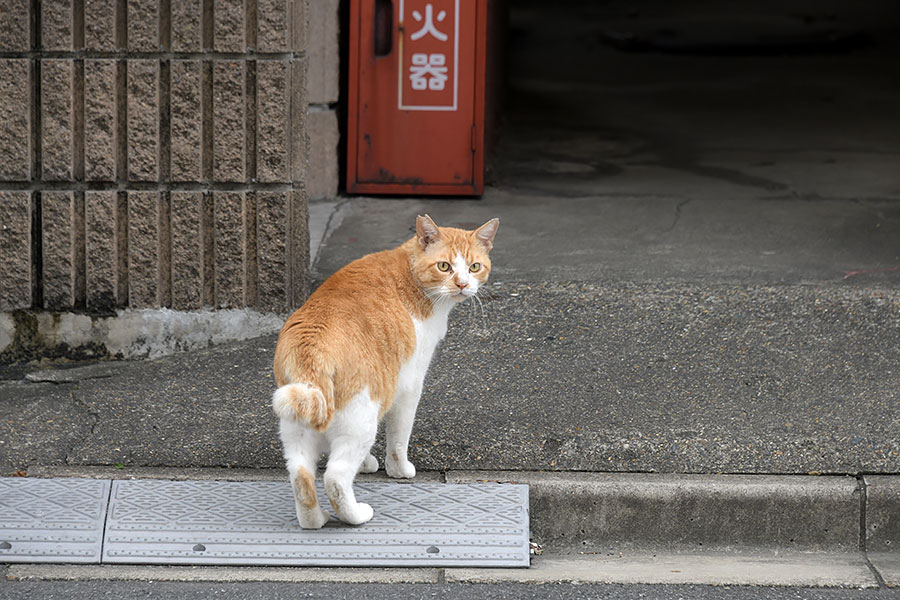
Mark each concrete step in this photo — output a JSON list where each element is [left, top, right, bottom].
[[416, 280, 900, 475], [2, 280, 898, 476], [447, 471, 899, 575]]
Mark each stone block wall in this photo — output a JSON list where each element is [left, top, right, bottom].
[[306, 0, 339, 198], [0, 0, 310, 316]]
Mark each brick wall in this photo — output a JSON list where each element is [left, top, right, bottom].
[[0, 0, 310, 314]]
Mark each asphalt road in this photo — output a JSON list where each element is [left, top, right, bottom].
[[2, 581, 900, 600]]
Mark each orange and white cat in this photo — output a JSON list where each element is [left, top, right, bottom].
[[272, 214, 499, 528]]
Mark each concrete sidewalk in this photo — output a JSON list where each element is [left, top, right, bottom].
[[2, 183, 900, 585], [9, 182, 900, 473], [2, 276, 898, 476]]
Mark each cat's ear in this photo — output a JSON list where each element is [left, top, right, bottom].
[[416, 214, 442, 249], [473, 218, 500, 251]]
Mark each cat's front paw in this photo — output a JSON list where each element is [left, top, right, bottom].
[[386, 457, 416, 479]]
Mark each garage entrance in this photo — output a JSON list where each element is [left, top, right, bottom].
[[492, 0, 900, 203]]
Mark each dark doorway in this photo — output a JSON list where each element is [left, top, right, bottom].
[[494, 0, 900, 202]]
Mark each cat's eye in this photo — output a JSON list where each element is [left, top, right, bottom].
[[469, 263, 481, 272], [436, 261, 451, 272]]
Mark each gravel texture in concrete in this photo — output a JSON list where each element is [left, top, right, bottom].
[[2, 279, 898, 476]]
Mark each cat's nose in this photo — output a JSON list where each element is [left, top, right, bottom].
[[456, 280, 469, 289]]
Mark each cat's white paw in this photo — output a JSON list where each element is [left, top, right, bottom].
[[297, 507, 330, 529], [386, 457, 416, 479], [340, 502, 374, 526], [359, 453, 379, 474]]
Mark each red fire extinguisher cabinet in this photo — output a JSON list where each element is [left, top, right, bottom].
[[347, 0, 488, 196]]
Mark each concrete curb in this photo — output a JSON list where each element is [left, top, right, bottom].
[[446, 471, 864, 553], [22, 467, 900, 554], [0, 308, 285, 362], [866, 476, 900, 554]]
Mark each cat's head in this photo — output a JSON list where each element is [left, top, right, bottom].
[[411, 214, 499, 304]]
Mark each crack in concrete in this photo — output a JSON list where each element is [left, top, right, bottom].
[[309, 197, 355, 273], [664, 198, 692, 232], [65, 389, 101, 467], [858, 476, 888, 588], [862, 551, 888, 588], [25, 372, 114, 385]]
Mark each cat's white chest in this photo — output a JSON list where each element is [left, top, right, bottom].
[[396, 307, 451, 397]]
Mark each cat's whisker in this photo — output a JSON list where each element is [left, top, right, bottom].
[[425, 284, 454, 306], [423, 290, 450, 313], [423, 287, 444, 304], [421, 290, 441, 312], [417, 297, 433, 313], [472, 289, 488, 330]]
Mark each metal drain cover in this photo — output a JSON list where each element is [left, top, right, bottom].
[[0, 478, 110, 563], [103, 480, 529, 566]]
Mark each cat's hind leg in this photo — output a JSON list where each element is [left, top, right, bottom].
[[279, 419, 330, 529], [323, 389, 379, 525]]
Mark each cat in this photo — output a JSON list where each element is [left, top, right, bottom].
[[272, 214, 499, 528]]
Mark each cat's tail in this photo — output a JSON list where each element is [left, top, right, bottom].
[[272, 382, 332, 431]]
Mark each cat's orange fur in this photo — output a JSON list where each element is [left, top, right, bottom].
[[273, 216, 497, 430], [272, 214, 498, 527]]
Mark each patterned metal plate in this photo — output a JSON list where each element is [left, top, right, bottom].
[[0, 478, 111, 563], [103, 480, 529, 566]]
